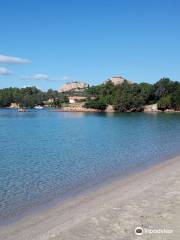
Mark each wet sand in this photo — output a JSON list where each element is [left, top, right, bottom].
[[1, 155, 180, 240]]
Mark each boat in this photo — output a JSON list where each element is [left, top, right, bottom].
[[18, 108, 27, 112], [34, 105, 44, 109]]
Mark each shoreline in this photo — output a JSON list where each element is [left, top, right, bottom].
[[2, 107, 180, 113], [1, 155, 180, 240]]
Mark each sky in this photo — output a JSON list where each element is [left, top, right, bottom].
[[0, 0, 180, 90]]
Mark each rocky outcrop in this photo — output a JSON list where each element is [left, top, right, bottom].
[[104, 76, 132, 85], [9, 103, 20, 108], [144, 103, 159, 112], [59, 82, 88, 93], [57, 103, 101, 112], [164, 109, 175, 112], [105, 105, 115, 112]]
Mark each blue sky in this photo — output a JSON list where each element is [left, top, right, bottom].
[[0, 0, 180, 90]]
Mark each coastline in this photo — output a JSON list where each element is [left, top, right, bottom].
[[2, 106, 180, 113], [1, 155, 180, 240]]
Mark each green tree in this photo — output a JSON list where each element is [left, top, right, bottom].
[[154, 78, 177, 99], [171, 86, 180, 110], [139, 83, 155, 104], [84, 98, 107, 110], [157, 95, 172, 111]]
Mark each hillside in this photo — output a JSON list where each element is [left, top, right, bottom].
[[84, 78, 180, 112]]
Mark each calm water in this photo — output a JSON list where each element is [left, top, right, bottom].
[[0, 109, 180, 224]]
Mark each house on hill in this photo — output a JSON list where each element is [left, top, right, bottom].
[[68, 96, 87, 104], [104, 76, 133, 85]]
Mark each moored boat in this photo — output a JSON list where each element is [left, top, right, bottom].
[[18, 108, 27, 112], [34, 105, 44, 109]]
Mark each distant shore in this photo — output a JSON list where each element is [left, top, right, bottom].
[[4, 104, 180, 113], [1, 155, 180, 240]]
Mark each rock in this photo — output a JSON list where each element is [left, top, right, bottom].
[[59, 82, 88, 93], [105, 105, 115, 112], [144, 103, 159, 112], [59, 103, 101, 112], [9, 103, 20, 108], [104, 76, 132, 85], [164, 109, 175, 112]]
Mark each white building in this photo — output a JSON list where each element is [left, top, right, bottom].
[[68, 96, 87, 104]]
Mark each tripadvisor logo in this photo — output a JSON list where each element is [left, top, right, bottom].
[[135, 227, 143, 235], [135, 226, 173, 236]]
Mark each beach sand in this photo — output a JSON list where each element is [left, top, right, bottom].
[[1, 155, 180, 240]]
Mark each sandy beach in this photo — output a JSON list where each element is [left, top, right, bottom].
[[1, 155, 180, 240]]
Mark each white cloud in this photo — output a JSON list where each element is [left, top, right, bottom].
[[0, 54, 31, 64], [22, 74, 72, 82], [0, 67, 12, 76], [22, 73, 59, 81], [31, 73, 49, 80]]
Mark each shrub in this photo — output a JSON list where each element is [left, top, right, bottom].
[[157, 95, 172, 110]]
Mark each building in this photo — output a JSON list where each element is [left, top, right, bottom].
[[104, 76, 133, 85], [68, 96, 87, 104]]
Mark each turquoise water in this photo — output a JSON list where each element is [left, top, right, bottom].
[[0, 109, 180, 224]]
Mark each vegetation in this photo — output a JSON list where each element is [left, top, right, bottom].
[[0, 87, 68, 108], [84, 78, 180, 111], [0, 78, 179, 111], [84, 98, 107, 110], [157, 95, 172, 111]]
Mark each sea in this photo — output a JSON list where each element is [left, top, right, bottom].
[[0, 109, 180, 224]]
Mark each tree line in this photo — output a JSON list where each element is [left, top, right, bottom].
[[84, 78, 180, 111], [0, 87, 68, 108], [0, 78, 179, 111]]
